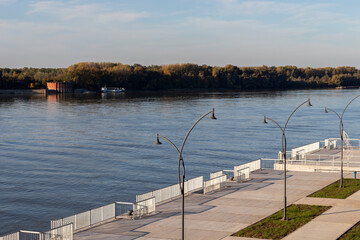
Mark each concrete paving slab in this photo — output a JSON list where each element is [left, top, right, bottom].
[[137, 226, 233, 240], [315, 206, 360, 224], [221, 237, 267, 240], [76, 232, 143, 240], [283, 221, 352, 240], [73, 169, 358, 240], [204, 197, 283, 208], [201, 205, 278, 216], [137, 217, 247, 232], [186, 211, 268, 224]]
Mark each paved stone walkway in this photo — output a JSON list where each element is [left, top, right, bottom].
[[283, 186, 360, 240], [75, 170, 345, 240]]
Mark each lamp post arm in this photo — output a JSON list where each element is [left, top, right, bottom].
[[325, 107, 344, 140], [283, 99, 310, 133], [339, 94, 360, 140], [341, 94, 360, 120], [156, 134, 185, 191], [177, 109, 215, 240], [337, 94, 360, 189], [326, 107, 342, 121], [177, 109, 214, 193], [265, 117, 284, 133], [157, 135, 181, 154], [266, 117, 286, 158], [178, 109, 215, 157]]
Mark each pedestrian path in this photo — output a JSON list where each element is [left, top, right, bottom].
[[75, 170, 342, 240], [283, 184, 360, 240]]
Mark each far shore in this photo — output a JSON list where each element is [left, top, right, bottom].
[[0, 86, 356, 96]]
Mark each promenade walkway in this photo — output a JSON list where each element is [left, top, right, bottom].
[[283, 188, 360, 239], [74, 170, 349, 240]]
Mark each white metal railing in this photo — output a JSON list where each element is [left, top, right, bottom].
[[222, 159, 276, 181], [19, 230, 41, 240], [51, 203, 115, 231], [51, 198, 155, 233], [222, 170, 234, 179], [0, 232, 19, 240], [0, 230, 41, 240], [291, 141, 320, 159], [184, 176, 203, 193], [286, 151, 360, 166], [323, 138, 360, 149], [260, 158, 278, 169], [287, 138, 360, 161], [285, 159, 360, 168], [133, 197, 156, 217], [235, 167, 249, 182], [203, 175, 227, 194], [303, 153, 339, 162], [234, 159, 261, 174], [136, 176, 203, 204], [115, 202, 134, 219], [210, 170, 223, 179], [43, 224, 73, 240], [324, 138, 337, 149], [52, 199, 156, 232], [0, 224, 73, 240]]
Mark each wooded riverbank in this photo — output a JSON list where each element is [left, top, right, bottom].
[[1, 63, 360, 91]]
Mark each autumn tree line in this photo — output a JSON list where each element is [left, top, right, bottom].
[[1, 62, 360, 91]]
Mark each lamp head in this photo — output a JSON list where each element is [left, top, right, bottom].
[[209, 108, 217, 120], [307, 98, 312, 107], [154, 134, 162, 145], [324, 107, 328, 113], [262, 116, 268, 124]]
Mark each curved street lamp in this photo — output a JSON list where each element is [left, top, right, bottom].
[[154, 108, 216, 240], [324, 94, 360, 188], [263, 99, 312, 220]]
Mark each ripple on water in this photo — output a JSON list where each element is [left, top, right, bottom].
[[1, 89, 360, 234]]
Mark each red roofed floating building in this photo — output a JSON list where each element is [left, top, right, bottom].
[[47, 82, 73, 93]]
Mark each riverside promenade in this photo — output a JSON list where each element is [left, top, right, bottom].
[[74, 169, 355, 240]]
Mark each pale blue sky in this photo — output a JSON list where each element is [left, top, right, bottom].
[[1, 0, 360, 68]]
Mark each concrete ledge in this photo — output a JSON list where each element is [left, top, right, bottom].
[[274, 163, 360, 172]]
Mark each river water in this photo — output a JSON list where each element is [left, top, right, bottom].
[[1, 89, 360, 234]]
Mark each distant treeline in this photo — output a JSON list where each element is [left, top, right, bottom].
[[1, 62, 360, 91]]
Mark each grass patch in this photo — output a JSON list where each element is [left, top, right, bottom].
[[339, 221, 360, 240], [232, 204, 330, 240], [309, 179, 360, 199]]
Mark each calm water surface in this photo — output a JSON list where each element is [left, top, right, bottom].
[[1, 89, 360, 234]]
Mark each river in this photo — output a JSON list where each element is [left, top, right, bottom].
[[1, 89, 360, 234]]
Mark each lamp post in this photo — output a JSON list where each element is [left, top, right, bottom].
[[263, 99, 312, 220], [324, 94, 360, 188], [154, 108, 216, 240]]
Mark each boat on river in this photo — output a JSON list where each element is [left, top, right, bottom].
[[101, 86, 125, 93]]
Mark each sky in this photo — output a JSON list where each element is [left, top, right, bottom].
[[1, 0, 360, 68]]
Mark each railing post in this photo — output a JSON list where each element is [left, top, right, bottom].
[[102, 206, 104, 223]]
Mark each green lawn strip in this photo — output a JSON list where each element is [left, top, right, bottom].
[[339, 221, 360, 240], [232, 204, 331, 240], [309, 179, 360, 199]]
